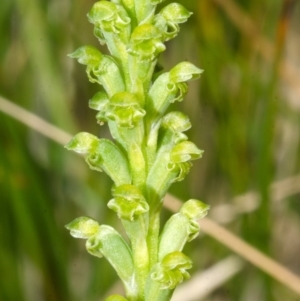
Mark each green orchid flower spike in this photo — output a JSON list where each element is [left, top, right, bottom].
[[65, 1, 209, 301]]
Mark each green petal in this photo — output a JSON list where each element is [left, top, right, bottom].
[[180, 199, 210, 220], [68, 45, 102, 66], [160, 3, 192, 23], [169, 62, 203, 83], [65, 216, 100, 239], [65, 132, 100, 154], [87, 1, 117, 24], [170, 141, 203, 163], [89, 91, 110, 111], [161, 111, 191, 133]]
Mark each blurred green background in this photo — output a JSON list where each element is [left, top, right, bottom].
[[1, 0, 300, 300]]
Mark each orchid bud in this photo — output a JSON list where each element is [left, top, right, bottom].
[[105, 92, 146, 128], [170, 141, 203, 164], [169, 61, 203, 83], [85, 139, 131, 185], [128, 24, 165, 61], [150, 251, 192, 289], [68, 45, 102, 66], [108, 184, 149, 221], [154, 3, 192, 41], [69, 46, 125, 96], [65, 216, 100, 239], [65, 132, 100, 154], [87, 1, 131, 44], [158, 199, 210, 260], [86, 225, 135, 287]]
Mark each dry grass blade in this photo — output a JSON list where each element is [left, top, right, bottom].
[[0, 96, 72, 145], [1, 97, 300, 296], [165, 195, 300, 296], [172, 256, 244, 301]]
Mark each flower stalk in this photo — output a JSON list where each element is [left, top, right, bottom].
[[65, 1, 209, 300]]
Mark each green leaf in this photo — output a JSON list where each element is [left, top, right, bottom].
[[108, 184, 149, 221], [64, 132, 100, 154], [65, 216, 100, 239]]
